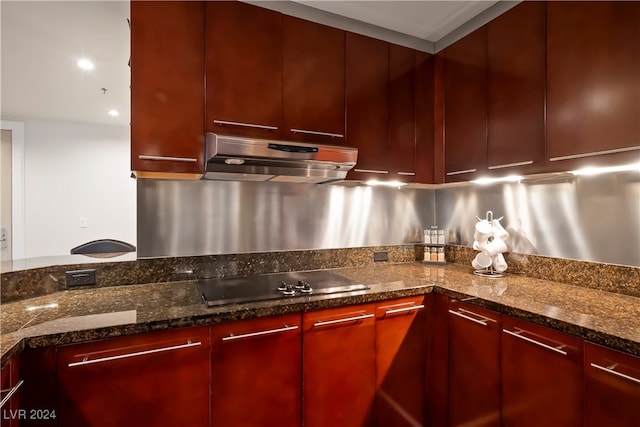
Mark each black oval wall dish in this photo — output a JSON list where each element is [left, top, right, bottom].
[[70, 239, 136, 258]]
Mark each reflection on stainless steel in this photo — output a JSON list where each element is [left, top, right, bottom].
[[199, 270, 369, 308], [137, 180, 435, 257], [437, 171, 640, 267], [137, 171, 639, 267]]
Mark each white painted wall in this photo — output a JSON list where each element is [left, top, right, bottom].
[[22, 118, 135, 258]]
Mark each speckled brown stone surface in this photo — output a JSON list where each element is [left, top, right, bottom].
[[1, 245, 422, 303], [446, 245, 640, 297], [2, 262, 639, 368]]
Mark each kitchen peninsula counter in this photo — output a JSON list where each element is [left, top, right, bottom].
[[2, 262, 639, 366]]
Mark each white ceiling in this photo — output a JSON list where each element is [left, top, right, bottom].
[[296, 1, 498, 42], [1, 1, 131, 127], [0, 0, 501, 128]]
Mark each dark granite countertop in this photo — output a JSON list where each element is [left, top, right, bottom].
[[2, 262, 639, 366]]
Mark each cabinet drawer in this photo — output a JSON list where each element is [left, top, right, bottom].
[[376, 296, 425, 320], [58, 327, 210, 427], [303, 303, 376, 427], [375, 296, 426, 427], [501, 317, 583, 427], [211, 313, 301, 343], [1, 359, 22, 427], [448, 300, 501, 427], [584, 342, 640, 427], [211, 314, 301, 427]]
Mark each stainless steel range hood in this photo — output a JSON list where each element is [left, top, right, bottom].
[[203, 133, 358, 184]]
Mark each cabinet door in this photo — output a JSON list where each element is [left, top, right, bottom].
[[19, 347, 57, 427], [448, 300, 501, 427], [283, 16, 345, 145], [57, 327, 210, 427], [443, 27, 488, 182], [487, 1, 545, 175], [584, 342, 640, 427], [375, 296, 426, 427], [303, 304, 376, 427], [211, 314, 302, 427], [346, 33, 390, 181], [206, 1, 282, 139], [547, 1, 640, 169], [1, 358, 21, 427], [415, 52, 435, 184], [130, 1, 205, 178], [425, 293, 449, 427], [501, 317, 583, 427], [389, 44, 417, 181]]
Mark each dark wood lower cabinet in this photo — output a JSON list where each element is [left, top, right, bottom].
[[1, 357, 21, 427], [303, 303, 376, 427], [210, 313, 302, 427], [584, 342, 640, 427], [12, 296, 640, 427], [375, 296, 426, 427], [448, 300, 501, 427], [501, 316, 583, 427], [57, 327, 210, 427]]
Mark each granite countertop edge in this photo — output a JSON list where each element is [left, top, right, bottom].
[[2, 263, 639, 367]]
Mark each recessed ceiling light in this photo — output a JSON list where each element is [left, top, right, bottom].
[[107, 109, 119, 117], [76, 58, 94, 70]]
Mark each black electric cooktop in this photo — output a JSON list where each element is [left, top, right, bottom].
[[199, 270, 368, 308]]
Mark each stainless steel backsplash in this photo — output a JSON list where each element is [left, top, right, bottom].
[[137, 180, 436, 258], [436, 171, 640, 267], [138, 171, 639, 267]]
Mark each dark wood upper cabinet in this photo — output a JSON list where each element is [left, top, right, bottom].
[[389, 44, 417, 180], [346, 32, 390, 181], [443, 26, 488, 182], [211, 314, 302, 427], [501, 316, 583, 427], [487, 1, 546, 175], [346, 35, 425, 183], [130, 1, 205, 178], [415, 52, 435, 184], [283, 16, 346, 145], [584, 342, 640, 427], [546, 1, 640, 169], [205, 1, 282, 138]]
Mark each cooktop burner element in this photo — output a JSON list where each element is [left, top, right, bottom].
[[199, 270, 368, 308]]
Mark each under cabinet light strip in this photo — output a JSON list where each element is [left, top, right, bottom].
[[354, 169, 388, 174], [138, 155, 197, 163]]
